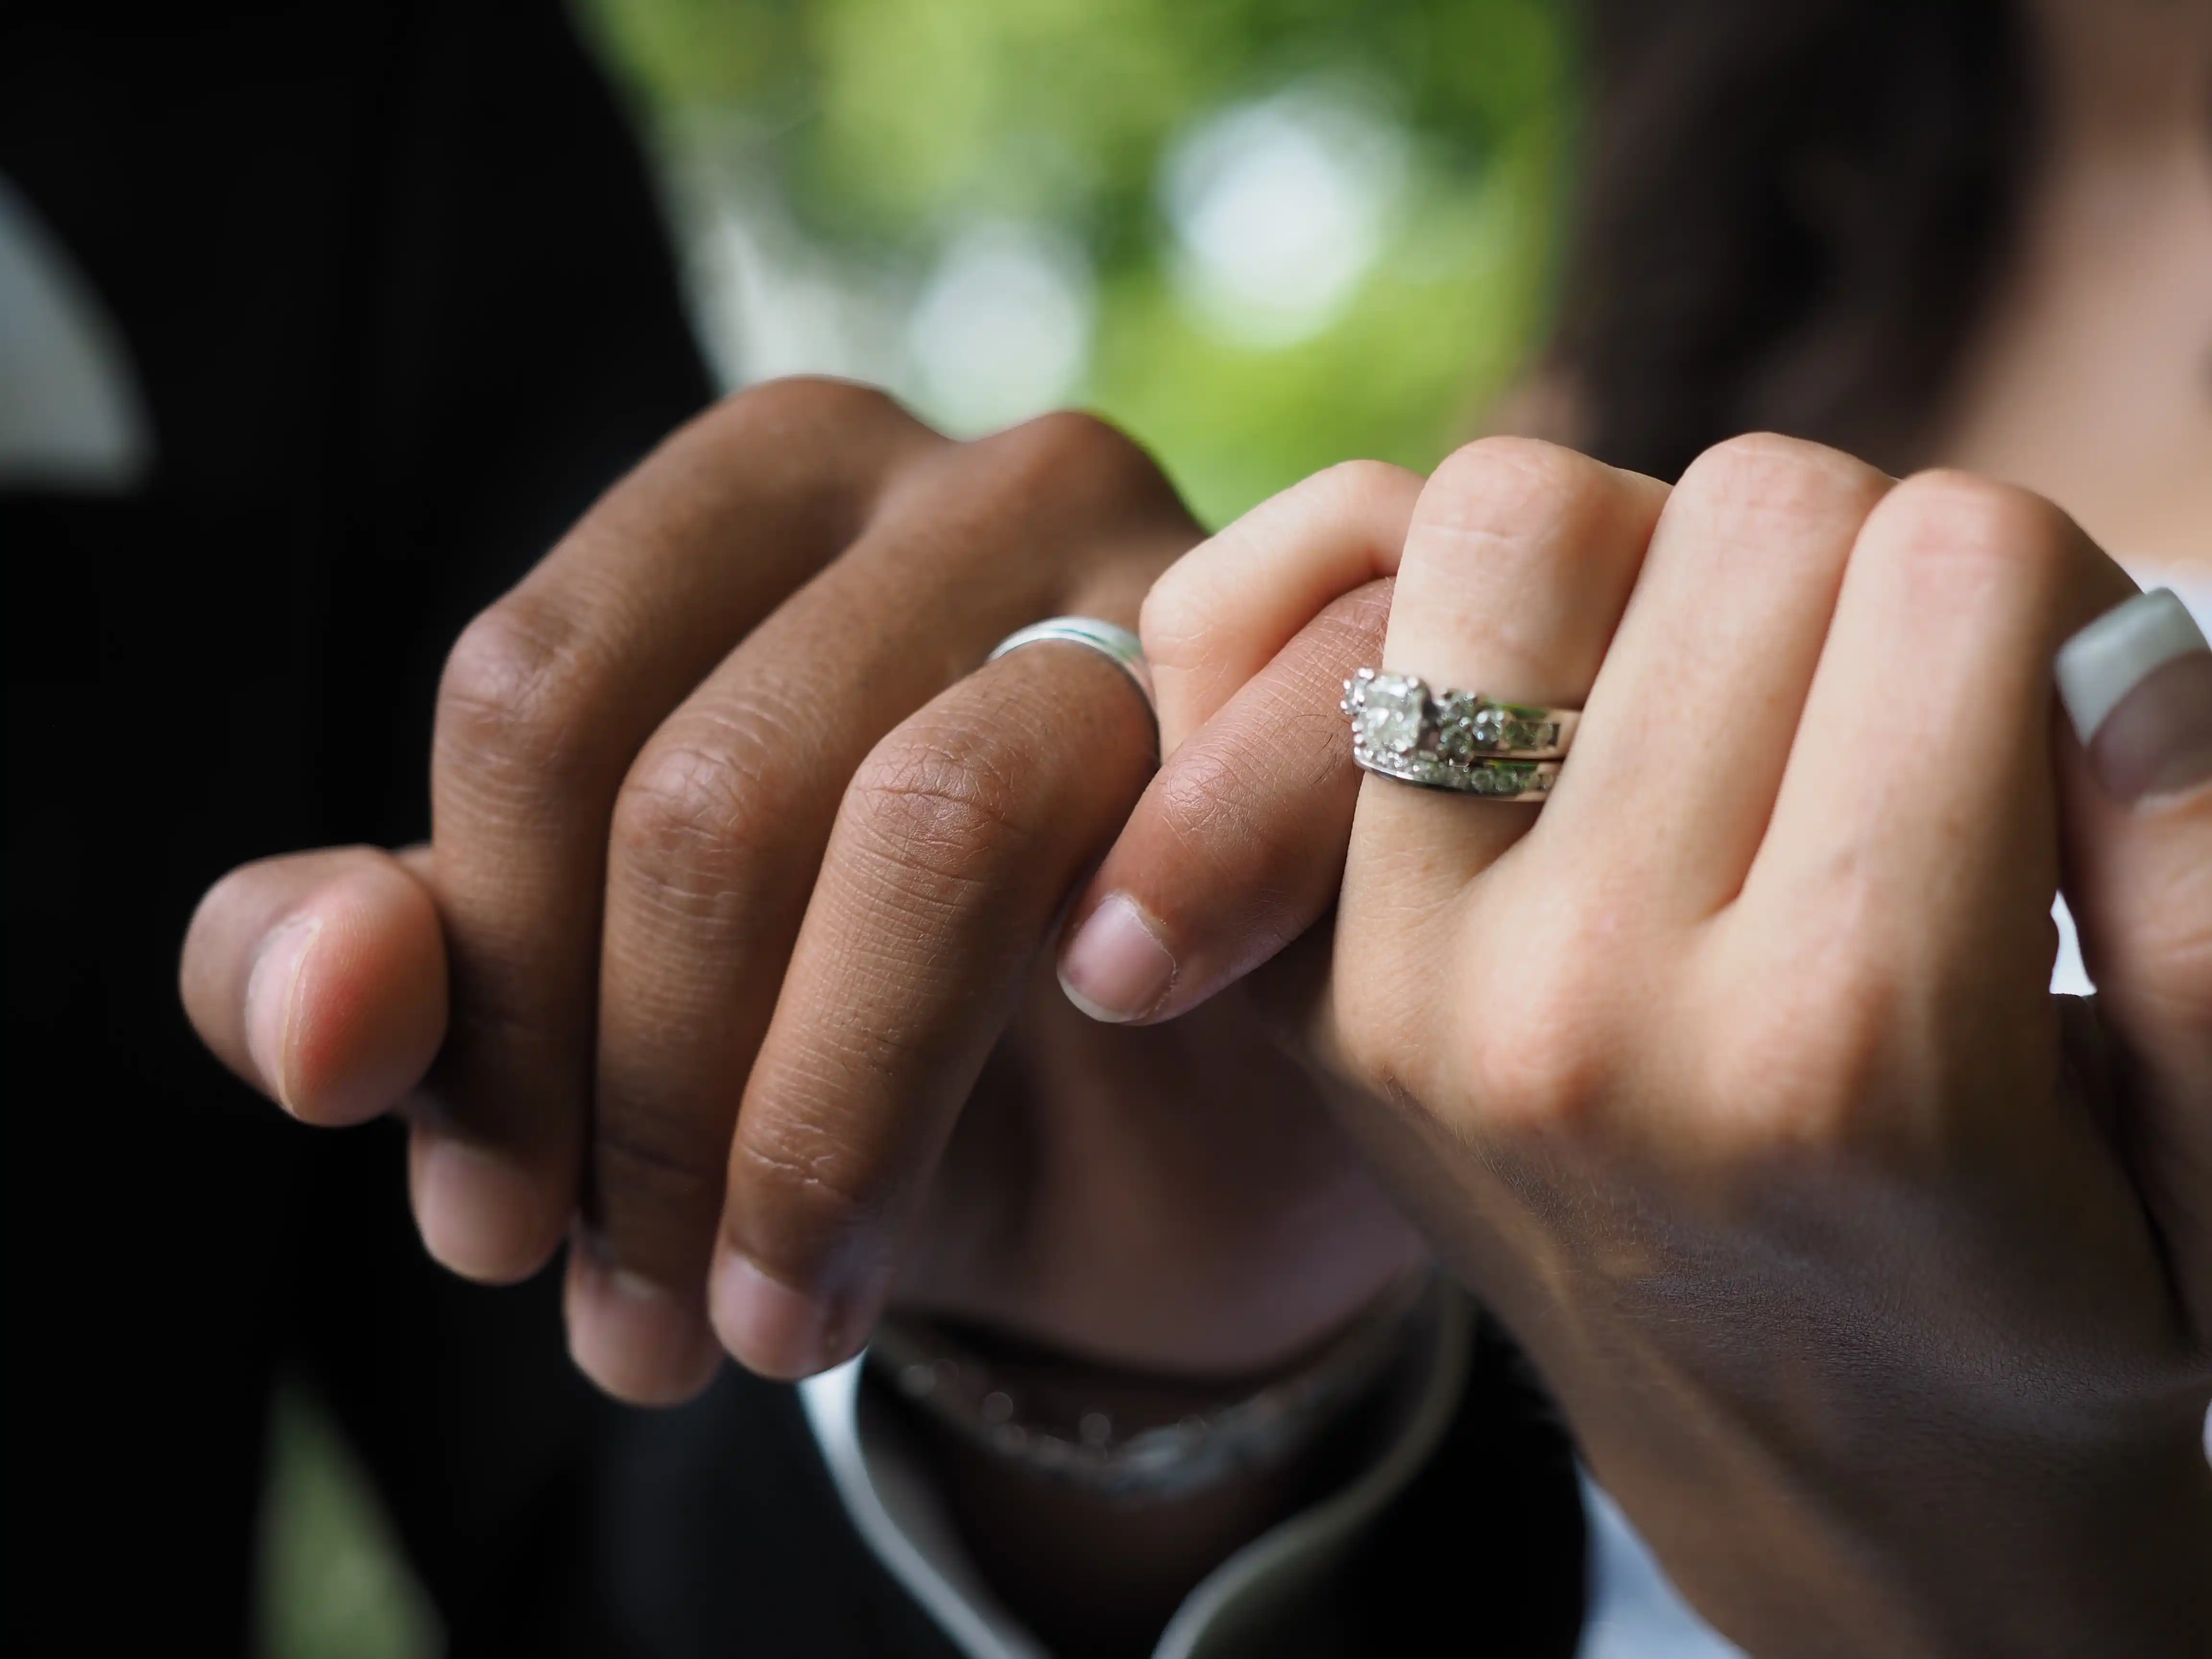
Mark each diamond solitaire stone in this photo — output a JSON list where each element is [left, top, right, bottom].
[[1357, 673, 1427, 755]]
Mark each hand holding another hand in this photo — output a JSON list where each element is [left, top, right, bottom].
[[175, 381, 2212, 1651]]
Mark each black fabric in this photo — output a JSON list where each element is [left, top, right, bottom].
[[2, 6, 1587, 1653], [1329, 1314, 1589, 1655]]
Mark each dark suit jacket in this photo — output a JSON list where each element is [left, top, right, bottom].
[[1, 5, 1586, 1651]]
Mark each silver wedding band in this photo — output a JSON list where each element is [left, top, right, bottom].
[[1344, 668, 1575, 799], [987, 617, 1156, 721]]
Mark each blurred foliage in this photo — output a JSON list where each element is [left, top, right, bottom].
[[576, 0, 1574, 525]]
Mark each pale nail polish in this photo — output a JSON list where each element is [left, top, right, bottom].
[[710, 1251, 840, 1380], [1058, 893, 1177, 1022], [566, 1240, 721, 1405], [244, 915, 321, 1111], [2056, 589, 2212, 804]]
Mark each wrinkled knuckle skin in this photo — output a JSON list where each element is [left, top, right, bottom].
[[435, 599, 604, 798], [841, 722, 1036, 894], [1424, 434, 1604, 528], [1674, 432, 1885, 540], [1142, 738, 1312, 932], [611, 730, 781, 911], [1151, 739, 1270, 856], [730, 1119, 881, 1273], [1873, 469, 2074, 601]]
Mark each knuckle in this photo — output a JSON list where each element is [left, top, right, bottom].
[[1673, 433, 1887, 543], [987, 409, 1168, 513], [1140, 463, 1405, 673], [1869, 470, 2072, 599], [1450, 945, 1617, 1141], [721, 374, 910, 439], [1707, 953, 1899, 1154], [613, 735, 768, 892], [435, 598, 601, 793], [840, 719, 1035, 892], [1139, 739, 1305, 913], [730, 1116, 879, 1259], [1136, 566, 1212, 670], [1414, 436, 1640, 573], [1433, 898, 1646, 1141], [1426, 434, 1597, 524], [1313, 457, 1422, 518], [1150, 737, 1267, 848], [1334, 915, 1620, 1142], [1459, 1032, 1610, 1143]]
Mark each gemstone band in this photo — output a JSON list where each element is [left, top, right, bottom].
[[1342, 668, 1575, 797]]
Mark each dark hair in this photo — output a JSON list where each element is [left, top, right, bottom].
[[1552, 0, 2035, 481]]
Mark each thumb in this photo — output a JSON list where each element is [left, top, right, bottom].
[[2056, 588, 2212, 1323], [180, 845, 448, 1127]]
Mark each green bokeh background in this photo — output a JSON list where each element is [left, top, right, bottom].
[[259, 2, 1571, 1650], [579, 0, 1572, 527]]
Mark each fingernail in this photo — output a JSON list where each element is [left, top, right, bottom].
[[410, 1127, 553, 1284], [1058, 893, 1177, 1022], [2057, 589, 2212, 804], [244, 915, 321, 1111], [710, 1251, 841, 1380], [566, 1239, 721, 1406]]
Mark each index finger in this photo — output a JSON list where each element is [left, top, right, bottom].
[[1141, 461, 1422, 751]]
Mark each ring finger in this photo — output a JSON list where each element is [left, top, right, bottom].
[[1346, 438, 1668, 918]]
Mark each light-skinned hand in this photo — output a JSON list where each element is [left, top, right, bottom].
[[1066, 434, 2212, 1656]]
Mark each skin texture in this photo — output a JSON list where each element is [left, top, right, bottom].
[[1080, 433, 2212, 1655], [176, 7, 2210, 1646], [180, 378, 1422, 1420]]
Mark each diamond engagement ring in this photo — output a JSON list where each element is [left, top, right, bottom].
[[1343, 668, 1575, 797], [987, 616, 1156, 720]]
